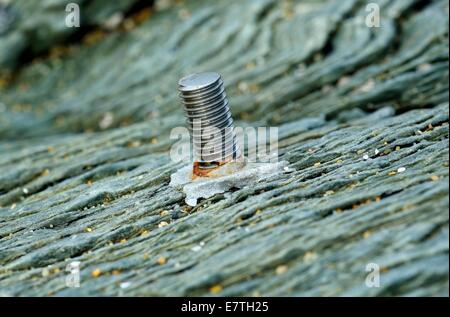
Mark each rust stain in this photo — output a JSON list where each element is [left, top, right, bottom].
[[192, 161, 226, 178]]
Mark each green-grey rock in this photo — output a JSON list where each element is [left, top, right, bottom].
[[0, 0, 448, 296]]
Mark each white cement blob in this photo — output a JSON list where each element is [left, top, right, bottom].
[[170, 161, 290, 206]]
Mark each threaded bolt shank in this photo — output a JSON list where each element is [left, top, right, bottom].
[[178, 72, 240, 169]]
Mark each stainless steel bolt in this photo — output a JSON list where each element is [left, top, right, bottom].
[[178, 72, 240, 171]]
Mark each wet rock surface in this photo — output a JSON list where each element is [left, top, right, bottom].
[[0, 0, 448, 296]]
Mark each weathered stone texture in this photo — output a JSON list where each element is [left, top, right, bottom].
[[0, 0, 448, 296]]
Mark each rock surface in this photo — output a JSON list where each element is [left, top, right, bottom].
[[0, 0, 146, 68], [0, 0, 448, 296]]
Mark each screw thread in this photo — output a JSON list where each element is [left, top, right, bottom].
[[178, 72, 240, 167]]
